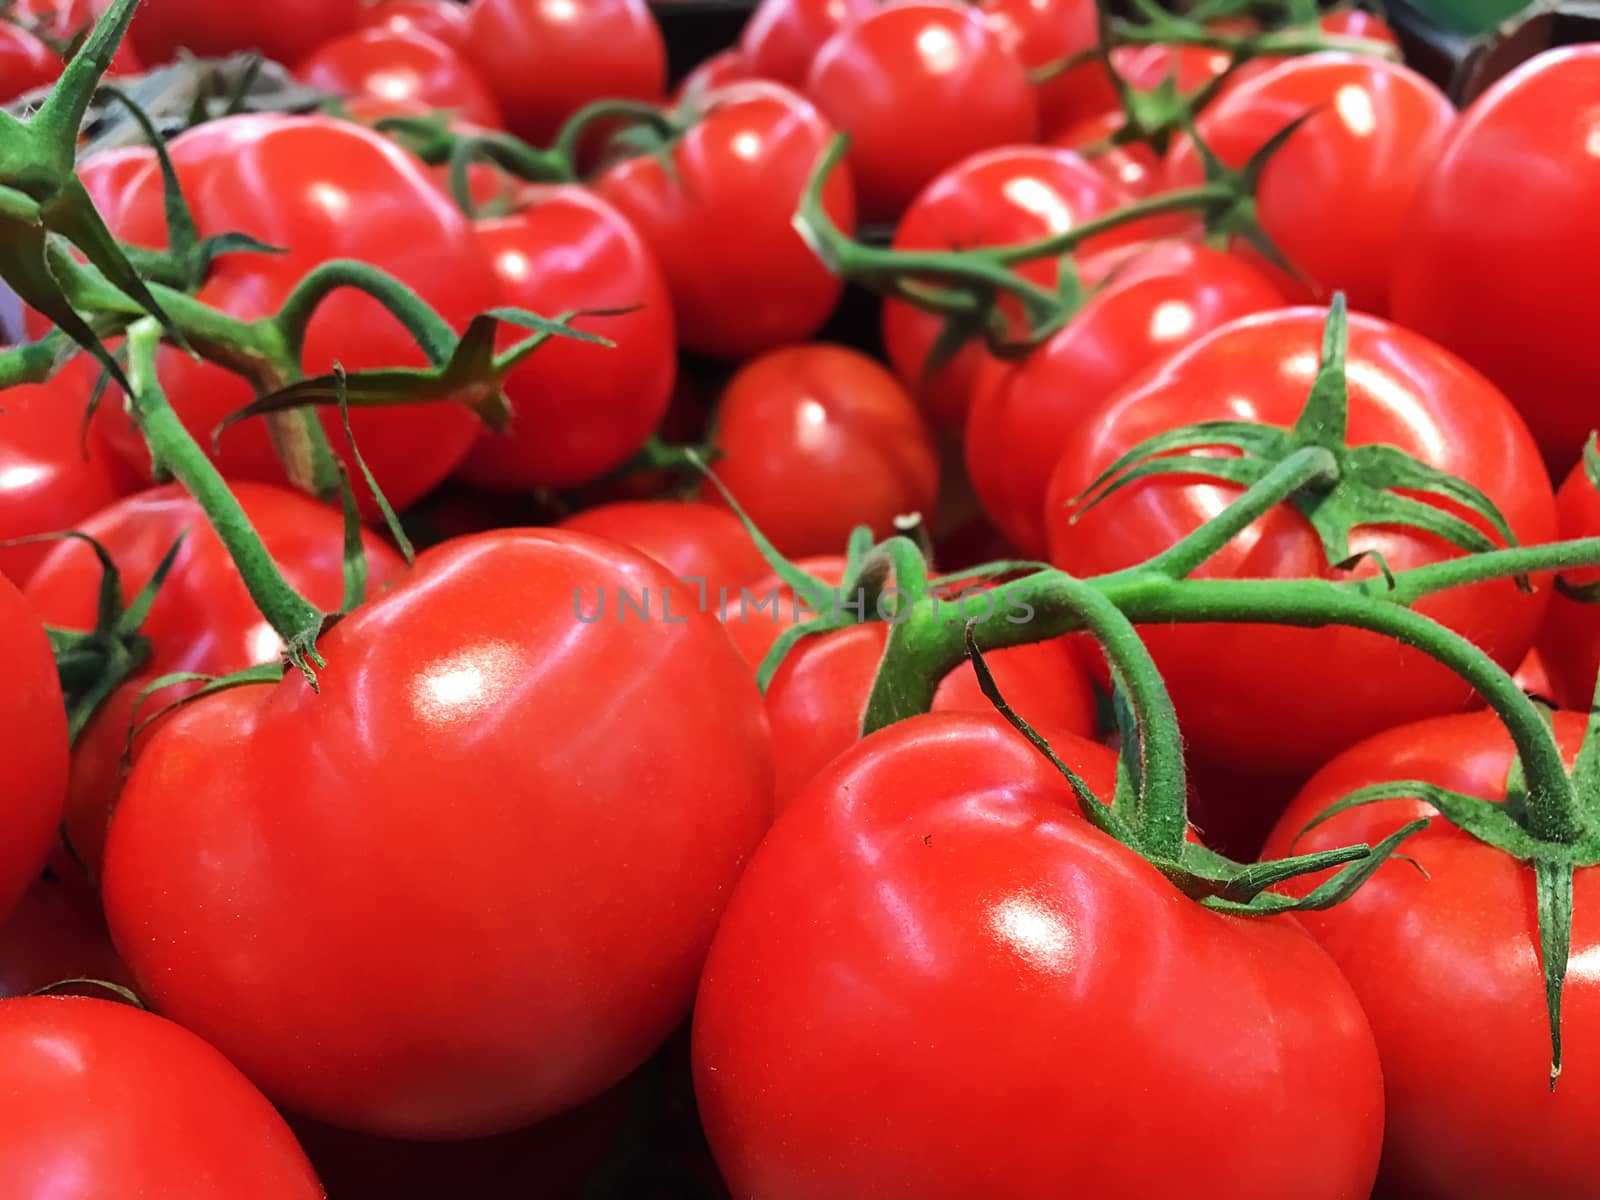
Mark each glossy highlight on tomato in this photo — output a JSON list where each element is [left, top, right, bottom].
[[297, 26, 504, 129]]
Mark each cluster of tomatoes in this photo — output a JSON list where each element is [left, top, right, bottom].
[[3, 0, 1600, 1196]]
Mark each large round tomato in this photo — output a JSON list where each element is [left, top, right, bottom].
[[0, 996, 324, 1197], [1392, 46, 1600, 476], [594, 81, 854, 360], [1167, 53, 1455, 316], [738, 0, 874, 86], [297, 27, 504, 129], [1537, 461, 1600, 710], [804, 3, 1038, 222], [357, 0, 470, 49], [102, 530, 773, 1138], [700, 344, 939, 559], [1263, 712, 1599, 1200], [558, 500, 768, 604], [0, 21, 58, 104], [1045, 308, 1556, 774], [695, 711, 1385, 1198], [966, 241, 1283, 556], [880, 144, 1136, 433], [979, 0, 1099, 138], [130, 0, 364, 66], [95, 114, 499, 516], [462, 0, 665, 145], [455, 186, 675, 490], [0, 575, 67, 927]]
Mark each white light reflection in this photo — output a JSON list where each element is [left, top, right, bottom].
[[1334, 84, 1377, 138], [989, 890, 1076, 977], [1148, 300, 1195, 343], [309, 182, 351, 222], [409, 640, 520, 726], [0, 464, 46, 490], [1001, 176, 1075, 234], [794, 398, 829, 451], [916, 25, 962, 75]]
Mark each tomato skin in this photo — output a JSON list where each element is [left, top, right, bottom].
[[766, 625, 1095, 809], [1537, 462, 1600, 710], [462, 0, 666, 145], [1045, 308, 1556, 773], [103, 530, 773, 1138], [557, 500, 769, 603], [0, 996, 324, 1197], [1166, 53, 1455, 317], [0, 575, 67, 927], [357, 0, 471, 49], [738, 0, 875, 87], [1263, 712, 1600, 1200], [96, 114, 498, 516], [297, 27, 504, 129], [700, 345, 939, 559], [694, 710, 1384, 1199], [978, 0, 1098, 138], [1053, 111, 1167, 198], [672, 46, 748, 104], [966, 241, 1283, 556], [0, 21, 58, 104], [130, 0, 365, 66], [595, 81, 854, 360], [805, 3, 1038, 223], [881, 145, 1136, 433], [0, 871, 131, 1000], [1392, 47, 1600, 476], [455, 187, 676, 490]]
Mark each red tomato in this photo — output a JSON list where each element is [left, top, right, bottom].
[[462, 0, 666, 145], [718, 554, 848, 670], [766, 626, 1095, 809], [26, 482, 406, 874], [1537, 461, 1600, 710], [695, 711, 1385, 1198], [0, 996, 324, 1196], [0, 361, 138, 587], [0, 870, 131, 999], [594, 81, 854, 359], [966, 240, 1283, 556], [297, 27, 504, 129], [804, 3, 1038, 223], [1392, 47, 1600, 476], [95, 114, 499, 516], [1513, 646, 1556, 701], [700, 344, 939, 559], [357, 0, 470, 49], [1045, 308, 1557, 773], [0, 574, 67, 926], [7, 0, 141, 73], [738, 0, 874, 87], [0, 21, 58, 104], [130, 0, 365, 66], [672, 46, 748, 105], [880, 144, 1138, 433], [557, 500, 769, 604], [1053, 42, 1237, 140], [1053, 110, 1167, 198], [102, 530, 773, 1138], [338, 92, 513, 210], [455, 186, 676, 489], [1321, 8, 1399, 46], [1263, 712, 1598, 1200], [1167, 53, 1455, 317]]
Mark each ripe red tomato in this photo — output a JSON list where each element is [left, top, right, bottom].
[[672, 46, 748, 104], [979, 0, 1098, 138], [130, 0, 365, 66], [1053, 111, 1167, 198], [0, 870, 131, 999], [1537, 461, 1600, 710], [718, 554, 847, 669], [0, 996, 325, 1197], [1049, 42, 1236, 140], [1263, 712, 1598, 1200], [26, 482, 406, 873], [0, 21, 58, 104], [700, 345, 939, 559], [804, 3, 1038, 222], [455, 186, 676, 490], [1166, 53, 1455, 317], [1045, 308, 1557, 774], [1392, 46, 1600, 476], [103, 530, 773, 1138], [594, 81, 854, 360], [695, 711, 1385, 1198], [880, 144, 1138, 433], [297, 27, 504, 129], [0, 361, 138, 587], [1222, 10, 1401, 96], [738, 0, 874, 87], [96, 114, 499, 516], [357, 0, 470, 49], [462, 0, 666, 145], [765, 625, 1095, 809], [966, 240, 1283, 556], [557, 500, 769, 604], [0, 574, 67, 927]]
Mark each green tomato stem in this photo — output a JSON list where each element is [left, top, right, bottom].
[[271, 259, 456, 367]]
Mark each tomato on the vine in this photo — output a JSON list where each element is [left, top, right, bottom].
[[594, 81, 855, 359], [804, 2, 1038, 222], [455, 186, 676, 491], [1537, 461, 1600, 710], [0, 574, 66, 926], [700, 344, 939, 559], [297, 27, 504, 129], [672, 46, 749, 104], [130, 0, 364, 67], [558, 500, 768, 604], [356, 0, 470, 49], [0, 996, 325, 1197], [1264, 712, 1600, 1200], [0, 20, 59, 104], [695, 710, 1385, 1198], [1053, 110, 1167, 197], [738, 0, 875, 87], [1166, 53, 1455, 316], [1045, 308, 1557, 774]]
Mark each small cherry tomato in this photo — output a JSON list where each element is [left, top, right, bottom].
[[357, 0, 471, 49], [297, 27, 504, 129], [738, 0, 875, 87]]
